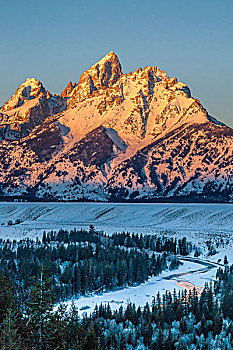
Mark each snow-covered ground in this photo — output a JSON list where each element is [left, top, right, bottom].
[[64, 259, 218, 316], [1, 201, 232, 313], [1, 201, 233, 262], [0, 201, 233, 251]]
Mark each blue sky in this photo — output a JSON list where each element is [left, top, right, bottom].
[[1, 0, 233, 126]]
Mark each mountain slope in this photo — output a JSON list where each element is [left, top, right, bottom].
[[107, 122, 233, 201], [0, 52, 232, 202]]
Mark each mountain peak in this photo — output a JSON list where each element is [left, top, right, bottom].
[[1, 77, 46, 112], [24, 77, 41, 85], [16, 77, 45, 93], [96, 51, 119, 65], [60, 81, 77, 98], [92, 50, 122, 86], [68, 51, 122, 106]]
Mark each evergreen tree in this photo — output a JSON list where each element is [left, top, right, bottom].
[[25, 268, 54, 349], [81, 327, 96, 350], [0, 273, 15, 323], [0, 308, 21, 350]]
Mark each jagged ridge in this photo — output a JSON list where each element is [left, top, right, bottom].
[[0, 52, 232, 202]]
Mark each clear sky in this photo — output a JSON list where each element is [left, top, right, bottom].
[[1, 0, 232, 126]]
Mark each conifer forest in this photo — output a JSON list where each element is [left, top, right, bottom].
[[0, 227, 233, 349]]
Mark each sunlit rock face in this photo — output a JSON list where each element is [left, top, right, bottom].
[[0, 78, 66, 141], [1, 78, 46, 112], [67, 51, 123, 107], [60, 81, 77, 98], [0, 52, 232, 202]]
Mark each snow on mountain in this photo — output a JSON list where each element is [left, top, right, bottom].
[[0, 78, 66, 140], [67, 51, 122, 107], [1, 78, 46, 112], [0, 52, 232, 201]]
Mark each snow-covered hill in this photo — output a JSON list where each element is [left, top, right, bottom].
[[0, 52, 232, 201]]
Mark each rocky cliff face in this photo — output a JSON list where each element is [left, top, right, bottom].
[[0, 52, 232, 202], [0, 78, 66, 140], [67, 51, 123, 107], [60, 81, 77, 98]]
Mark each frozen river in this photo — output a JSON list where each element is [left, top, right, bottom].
[[65, 258, 219, 315]]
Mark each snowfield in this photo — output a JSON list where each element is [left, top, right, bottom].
[[1, 201, 232, 314], [1, 201, 233, 241]]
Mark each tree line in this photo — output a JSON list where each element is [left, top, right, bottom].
[[0, 228, 191, 303]]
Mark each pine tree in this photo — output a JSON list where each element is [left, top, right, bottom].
[[151, 327, 163, 349], [42, 231, 47, 245], [25, 267, 54, 349], [224, 255, 228, 265], [0, 273, 15, 323], [81, 327, 96, 350], [213, 312, 223, 336], [0, 308, 22, 350], [48, 304, 68, 350]]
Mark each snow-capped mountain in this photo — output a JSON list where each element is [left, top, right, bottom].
[[0, 52, 232, 202], [0, 78, 65, 141]]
